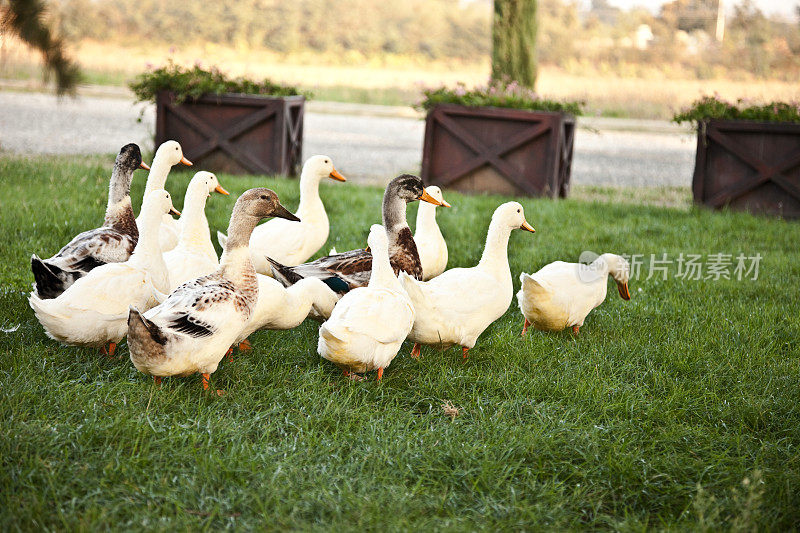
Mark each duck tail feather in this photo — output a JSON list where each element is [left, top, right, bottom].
[[216, 231, 228, 250], [30, 254, 73, 299], [267, 257, 302, 287], [127, 306, 169, 369]]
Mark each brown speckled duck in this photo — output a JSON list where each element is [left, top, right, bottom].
[[268, 174, 443, 294], [31, 143, 150, 299], [127, 188, 299, 394]]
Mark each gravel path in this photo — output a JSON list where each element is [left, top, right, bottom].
[[0, 90, 696, 188]]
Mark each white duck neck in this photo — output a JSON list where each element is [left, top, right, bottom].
[[177, 187, 211, 249], [129, 207, 166, 270], [593, 254, 613, 277], [477, 219, 512, 277], [415, 202, 441, 238], [143, 153, 172, 197], [369, 241, 402, 291], [295, 171, 326, 223]]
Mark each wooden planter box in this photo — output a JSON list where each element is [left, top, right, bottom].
[[156, 91, 304, 176], [421, 104, 575, 197], [692, 119, 800, 218]]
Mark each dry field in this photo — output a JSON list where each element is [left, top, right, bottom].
[[2, 38, 799, 118]]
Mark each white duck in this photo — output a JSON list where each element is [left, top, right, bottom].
[[317, 224, 415, 380], [163, 171, 229, 291], [127, 188, 300, 393], [231, 276, 339, 353], [217, 155, 346, 274], [400, 202, 535, 360], [517, 253, 631, 336], [29, 190, 180, 356], [135, 140, 192, 252], [414, 185, 451, 280]]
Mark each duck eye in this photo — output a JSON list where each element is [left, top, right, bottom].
[[517, 209, 520, 213], [260, 195, 267, 200]]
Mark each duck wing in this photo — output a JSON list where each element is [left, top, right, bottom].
[[145, 274, 252, 339], [268, 248, 373, 293], [327, 288, 414, 345], [48, 226, 137, 272]]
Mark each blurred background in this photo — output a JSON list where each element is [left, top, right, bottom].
[[1, 0, 799, 189], [2, 0, 798, 117]]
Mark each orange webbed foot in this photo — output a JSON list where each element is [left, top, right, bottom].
[[201, 373, 225, 395], [410, 343, 421, 359], [238, 339, 252, 352]]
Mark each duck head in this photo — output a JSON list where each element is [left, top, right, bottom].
[[141, 189, 180, 219], [366, 224, 390, 257], [493, 201, 535, 233], [203, 171, 229, 197], [236, 188, 300, 223], [117, 143, 149, 171], [304, 155, 346, 182], [387, 174, 443, 206], [185, 171, 229, 202], [421, 185, 451, 208], [600, 253, 631, 300], [154, 140, 192, 167]]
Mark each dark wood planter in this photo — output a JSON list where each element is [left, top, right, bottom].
[[155, 91, 304, 176], [421, 104, 575, 197], [692, 119, 800, 218]]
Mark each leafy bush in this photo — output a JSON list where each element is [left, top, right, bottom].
[[417, 79, 583, 115], [129, 60, 305, 104], [674, 95, 800, 125]]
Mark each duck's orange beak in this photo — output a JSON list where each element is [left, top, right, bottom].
[[139, 161, 151, 171], [520, 219, 535, 233], [617, 281, 631, 300], [214, 184, 230, 196], [329, 168, 346, 182], [169, 207, 181, 217], [418, 190, 443, 206], [180, 156, 193, 166]]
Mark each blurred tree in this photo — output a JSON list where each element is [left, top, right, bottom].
[[491, 0, 538, 88], [660, 0, 716, 33], [1, 0, 81, 94]]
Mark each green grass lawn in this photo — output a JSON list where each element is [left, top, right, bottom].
[[1, 154, 799, 530]]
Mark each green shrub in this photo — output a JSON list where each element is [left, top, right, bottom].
[[129, 60, 306, 104], [674, 95, 800, 126], [417, 79, 583, 115]]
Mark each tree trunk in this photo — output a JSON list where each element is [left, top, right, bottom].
[[491, 0, 538, 89]]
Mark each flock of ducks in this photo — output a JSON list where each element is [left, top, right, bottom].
[[29, 141, 631, 392]]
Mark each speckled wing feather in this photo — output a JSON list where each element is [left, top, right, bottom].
[[48, 227, 137, 272], [148, 274, 254, 339]]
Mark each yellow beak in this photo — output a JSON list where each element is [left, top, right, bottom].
[[520, 219, 536, 233], [617, 281, 631, 300], [418, 190, 443, 206], [180, 156, 193, 166], [169, 207, 181, 217], [214, 184, 230, 196], [139, 161, 151, 171], [329, 168, 347, 182]]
